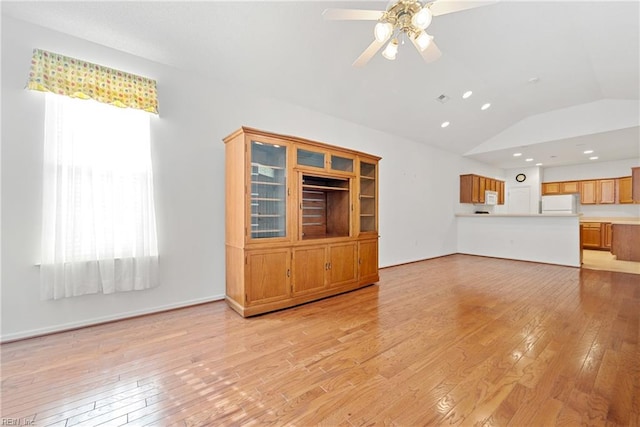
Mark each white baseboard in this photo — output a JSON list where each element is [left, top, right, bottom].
[[0, 294, 226, 343]]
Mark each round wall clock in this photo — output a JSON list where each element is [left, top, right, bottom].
[[515, 173, 526, 182]]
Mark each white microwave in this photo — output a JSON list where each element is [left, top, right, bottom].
[[485, 190, 498, 205]]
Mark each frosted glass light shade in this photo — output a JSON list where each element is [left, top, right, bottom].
[[374, 22, 393, 42], [382, 39, 399, 60], [414, 31, 432, 51], [411, 7, 432, 29]]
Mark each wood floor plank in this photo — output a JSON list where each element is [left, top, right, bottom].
[[1, 254, 638, 426]]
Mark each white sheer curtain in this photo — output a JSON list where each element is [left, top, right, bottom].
[[41, 94, 159, 299]]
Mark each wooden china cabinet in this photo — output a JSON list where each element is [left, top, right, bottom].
[[223, 127, 380, 317]]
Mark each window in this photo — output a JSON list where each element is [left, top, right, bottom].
[[40, 94, 159, 299]]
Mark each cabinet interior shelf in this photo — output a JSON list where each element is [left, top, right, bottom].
[[302, 184, 349, 191], [251, 197, 284, 202], [360, 176, 375, 181], [360, 194, 375, 199], [252, 181, 284, 186], [360, 214, 375, 217], [251, 162, 285, 170], [251, 214, 283, 218], [251, 228, 284, 233]]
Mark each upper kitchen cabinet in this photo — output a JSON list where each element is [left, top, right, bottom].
[[597, 179, 616, 204], [617, 176, 633, 204], [460, 174, 505, 205], [579, 179, 616, 204], [542, 181, 579, 195]]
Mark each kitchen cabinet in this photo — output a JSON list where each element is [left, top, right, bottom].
[[581, 222, 602, 249], [598, 179, 616, 204], [581, 221, 612, 250], [542, 182, 561, 195], [542, 181, 579, 195], [602, 223, 612, 250], [617, 176, 633, 204], [580, 180, 597, 204], [224, 127, 380, 317], [561, 181, 579, 193], [633, 167, 640, 202], [544, 176, 632, 204], [459, 174, 505, 205]]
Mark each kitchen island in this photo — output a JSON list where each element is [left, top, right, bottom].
[[456, 213, 581, 267], [612, 223, 640, 261]]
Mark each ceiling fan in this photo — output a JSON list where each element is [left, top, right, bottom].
[[323, 0, 495, 67]]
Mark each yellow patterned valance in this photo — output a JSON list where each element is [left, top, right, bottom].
[[27, 49, 158, 114]]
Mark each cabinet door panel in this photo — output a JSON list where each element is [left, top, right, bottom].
[[328, 243, 358, 287], [248, 140, 288, 241], [581, 223, 602, 248], [580, 181, 597, 204], [246, 250, 290, 304], [618, 177, 633, 204], [633, 167, 640, 202], [542, 183, 560, 195], [330, 153, 355, 174], [598, 179, 616, 204], [359, 240, 378, 282], [292, 246, 326, 295], [602, 223, 612, 249], [359, 160, 378, 234], [297, 147, 326, 169], [561, 181, 579, 193]]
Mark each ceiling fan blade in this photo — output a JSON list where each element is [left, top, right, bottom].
[[352, 39, 386, 67], [322, 8, 385, 21], [411, 36, 442, 63], [429, 0, 497, 17]]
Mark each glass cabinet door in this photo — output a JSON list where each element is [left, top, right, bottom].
[[297, 147, 325, 169], [250, 141, 287, 239], [359, 161, 377, 233], [330, 154, 354, 173]]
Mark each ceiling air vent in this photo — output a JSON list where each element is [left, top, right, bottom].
[[436, 94, 450, 104]]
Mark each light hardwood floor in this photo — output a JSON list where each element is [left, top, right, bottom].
[[1, 254, 639, 426]]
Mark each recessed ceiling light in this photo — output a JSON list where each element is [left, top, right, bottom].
[[462, 90, 473, 99], [525, 158, 533, 162], [513, 153, 522, 157], [481, 103, 491, 110], [589, 156, 599, 160], [583, 150, 594, 154], [535, 163, 543, 166], [441, 121, 450, 128]]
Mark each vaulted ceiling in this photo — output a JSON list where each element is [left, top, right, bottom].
[[3, 1, 639, 169]]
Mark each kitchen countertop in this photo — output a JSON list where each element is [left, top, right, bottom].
[[580, 217, 640, 225], [456, 213, 581, 218]]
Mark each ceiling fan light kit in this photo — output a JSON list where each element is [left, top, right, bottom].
[[323, 0, 494, 67]]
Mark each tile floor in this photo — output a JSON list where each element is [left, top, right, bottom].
[[582, 249, 640, 274]]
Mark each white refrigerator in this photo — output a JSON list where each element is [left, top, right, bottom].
[[541, 194, 578, 214]]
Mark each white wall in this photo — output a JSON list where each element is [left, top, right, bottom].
[[542, 159, 640, 217], [503, 166, 542, 214], [1, 17, 484, 340]]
